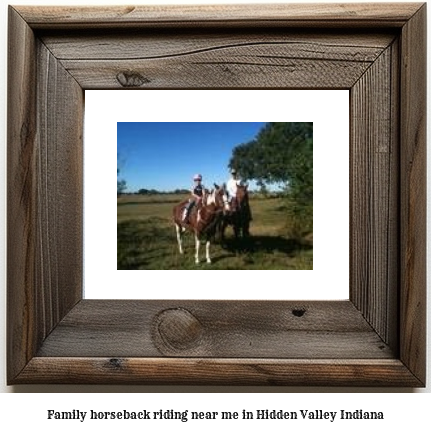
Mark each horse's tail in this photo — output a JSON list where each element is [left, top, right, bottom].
[[173, 204, 181, 224], [173, 200, 188, 224]]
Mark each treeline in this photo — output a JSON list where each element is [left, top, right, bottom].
[[118, 189, 190, 196], [229, 122, 313, 240], [137, 188, 190, 195], [119, 188, 286, 198]]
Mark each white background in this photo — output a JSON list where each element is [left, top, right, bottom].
[[85, 90, 349, 300], [0, 0, 430, 428]]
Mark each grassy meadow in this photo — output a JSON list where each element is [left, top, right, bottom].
[[117, 194, 312, 270]]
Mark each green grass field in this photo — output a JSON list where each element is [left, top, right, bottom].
[[117, 194, 312, 270]]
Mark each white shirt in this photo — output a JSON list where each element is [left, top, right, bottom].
[[226, 178, 238, 199]]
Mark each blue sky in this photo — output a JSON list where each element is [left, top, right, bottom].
[[117, 122, 266, 192]]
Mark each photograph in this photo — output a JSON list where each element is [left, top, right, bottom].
[[117, 122, 313, 270]]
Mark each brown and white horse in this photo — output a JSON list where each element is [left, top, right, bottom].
[[222, 184, 252, 240], [173, 185, 230, 264]]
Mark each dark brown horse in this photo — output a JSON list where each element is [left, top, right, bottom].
[[222, 184, 252, 241], [173, 186, 229, 264]]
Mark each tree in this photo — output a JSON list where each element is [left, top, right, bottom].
[[229, 122, 313, 238], [229, 122, 312, 187], [117, 152, 128, 195], [257, 180, 269, 197], [117, 168, 127, 195]]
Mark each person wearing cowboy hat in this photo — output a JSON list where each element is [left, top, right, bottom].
[[182, 173, 206, 222]]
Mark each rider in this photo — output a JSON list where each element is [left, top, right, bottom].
[[182, 173, 206, 222], [226, 168, 240, 204], [226, 168, 252, 221]]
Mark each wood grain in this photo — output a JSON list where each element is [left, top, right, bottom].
[[350, 43, 398, 348], [7, 3, 427, 386], [60, 44, 387, 89], [40, 30, 394, 89], [35, 40, 83, 338], [399, 3, 427, 385], [41, 31, 395, 60], [7, 6, 83, 383], [7, 6, 38, 381], [36, 300, 393, 359], [16, 3, 423, 29], [15, 358, 423, 386]]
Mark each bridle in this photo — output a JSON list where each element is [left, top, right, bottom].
[[235, 186, 248, 211], [207, 187, 230, 211], [217, 188, 230, 212]]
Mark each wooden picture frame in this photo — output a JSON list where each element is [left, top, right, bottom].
[[7, 3, 426, 386]]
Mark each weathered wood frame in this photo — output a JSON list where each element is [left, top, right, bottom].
[[7, 4, 426, 386]]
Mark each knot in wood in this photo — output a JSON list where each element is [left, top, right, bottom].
[[116, 71, 150, 87], [108, 358, 123, 369], [292, 308, 306, 317], [155, 308, 203, 351]]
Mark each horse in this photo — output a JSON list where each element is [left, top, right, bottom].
[[222, 184, 252, 241], [173, 185, 230, 264]]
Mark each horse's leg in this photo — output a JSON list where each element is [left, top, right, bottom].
[[243, 219, 250, 237], [220, 219, 227, 244], [175, 223, 184, 254], [233, 221, 240, 240], [194, 233, 200, 264], [205, 239, 211, 264]]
